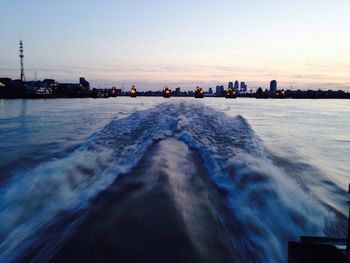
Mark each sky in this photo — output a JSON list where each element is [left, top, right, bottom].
[[1, 0, 350, 91]]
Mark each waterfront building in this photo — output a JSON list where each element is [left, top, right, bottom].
[[175, 87, 181, 96], [0, 78, 24, 98], [215, 85, 220, 95], [240, 82, 247, 92], [220, 85, 224, 96], [54, 77, 90, 97], [215, 85, 225, 96], [79, 77, 90, 92], [234, 80, 239, 91], [270, 80, 277, 95]]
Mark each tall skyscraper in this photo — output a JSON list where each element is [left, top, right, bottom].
[[234, 80, 239, 91], [220, 85, 224, 95], [270, 80, 277, 95], [215, 85, 225, 96], [216, 85, 220, 95]]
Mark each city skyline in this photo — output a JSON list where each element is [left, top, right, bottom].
[[1, 0, 350, 91]]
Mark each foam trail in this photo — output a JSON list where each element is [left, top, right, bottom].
[[0, 105, 176, 262], [50, 138, 235, 263], [0, 102, 337, 263], [172, 104, 334, 262]]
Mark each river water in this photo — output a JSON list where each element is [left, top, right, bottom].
[[0, 98, 349, 262]]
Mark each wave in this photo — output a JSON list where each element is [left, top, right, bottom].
[[0, 102, 336, 262]]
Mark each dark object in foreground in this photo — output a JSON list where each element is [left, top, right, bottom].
[[288, 237, 349, 263], [194, 86, 204, 98], [288, 184, 350, 262]]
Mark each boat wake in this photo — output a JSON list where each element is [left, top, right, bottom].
[[0, 102, 338, 262]]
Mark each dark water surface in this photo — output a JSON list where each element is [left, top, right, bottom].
[[0, 98, 349, 262]]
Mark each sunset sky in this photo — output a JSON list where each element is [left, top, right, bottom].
[[1, 0, 349, 90]]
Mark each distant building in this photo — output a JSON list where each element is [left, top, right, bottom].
[[256, 87, 269, 98], [240, 82, 247, 92], [256, 87, 263, 95], [215, 85, 220, 94], [43, 79, 58, 90], [215, 85, 224, 96], [270, 80, 277, 95], [0, 77, 12, 84], [24, 80, 53, 96], [228, 82, 234, 90], [208, 87, 213, 94], [79, 77, 90, 92], [174, 87, 181, 96], [0, 78, 25, 98], [54, 77, 90, 97], [234, 80, 239, 91]]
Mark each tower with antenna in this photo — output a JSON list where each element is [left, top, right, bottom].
[[19, 40, 25, 81]]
